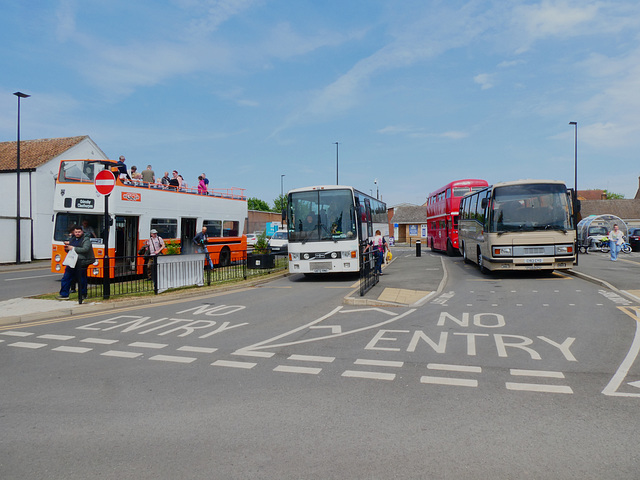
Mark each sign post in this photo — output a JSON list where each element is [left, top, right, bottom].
[[95, 170, 115, 299]]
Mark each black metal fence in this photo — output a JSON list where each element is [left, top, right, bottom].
[[75, 251, 288, 304], [359, 250, 379, 296]]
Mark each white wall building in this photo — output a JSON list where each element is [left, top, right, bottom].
[[0, 136, 108, 263]]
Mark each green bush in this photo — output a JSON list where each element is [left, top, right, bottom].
[[253, 232, 269, 254]]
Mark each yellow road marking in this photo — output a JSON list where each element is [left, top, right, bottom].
[[618, 306, 640, 323]]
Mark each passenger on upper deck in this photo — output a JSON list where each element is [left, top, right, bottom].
[[130, 166, 143, 184], [116, 156, 132, 182], [198, 175, 207, 195], [168, 170, 180, 189], [141, 165, 155, 184], [161, 171, 170, 186]]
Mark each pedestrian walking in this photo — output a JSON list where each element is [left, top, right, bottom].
[[609, 223, 624, 261]]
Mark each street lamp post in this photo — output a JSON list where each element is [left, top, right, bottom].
[[280, 174, 286, 222], [374, 178, 379, 200], [334, 142, 339, 185], [569, 122, 577, 198], [569, 121, 578, 264], [14, 92, 30, 264]]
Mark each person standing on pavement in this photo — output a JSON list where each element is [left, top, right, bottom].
[[193, 226, 208, 253], [609, 223, 625, 261], [371, 229, 387, 275], [145, 229, 165, 279], [58, 225, 95, 299]]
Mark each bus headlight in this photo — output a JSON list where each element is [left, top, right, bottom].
[[290, 253, 300, 261], [302, 253, 310, 260], [343, 251, 356, 258], [55, 264, 61, 271], [54, 254, 61, 262], [331, 252, 338, 259], [493, 246, 512, 256], [555, 245, 573, 255]]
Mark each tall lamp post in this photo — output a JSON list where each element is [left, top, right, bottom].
[[280, 174, 286, 222], [569, 122, 577, 198], [334, 142, 339, 185], [14, 92, 30, 264], [374, 178, 379, 199], [569, 121, 578, 264]]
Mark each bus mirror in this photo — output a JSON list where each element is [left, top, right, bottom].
[[481, 198, 488, 209]]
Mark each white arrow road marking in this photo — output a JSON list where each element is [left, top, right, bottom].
[[602, 306, 640, 397], [628, 380, 640, 389], [235, 306, 416, 354]]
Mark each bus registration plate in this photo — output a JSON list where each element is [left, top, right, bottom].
[[524, 258, 543, 264]]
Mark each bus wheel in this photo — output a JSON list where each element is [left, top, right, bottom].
[[446, 240, 455, 257], [477, 248, 488, 274], [218, 247, 231, 267]]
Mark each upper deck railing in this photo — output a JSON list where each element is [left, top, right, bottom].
[[56, 160, 246, 201]]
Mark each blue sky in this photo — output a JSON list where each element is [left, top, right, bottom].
[[2, 0, 640, 206]]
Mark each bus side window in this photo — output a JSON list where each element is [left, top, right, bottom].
[[204, 220, 222, 237]]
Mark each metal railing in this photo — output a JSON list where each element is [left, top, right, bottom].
[[76, 251, 288, 303], [359, 250, 379, 296]]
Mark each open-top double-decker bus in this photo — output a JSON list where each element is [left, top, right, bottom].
[[51, 159, 247, 278]]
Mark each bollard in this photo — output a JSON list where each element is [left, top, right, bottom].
[[416, 240, 421, 257]]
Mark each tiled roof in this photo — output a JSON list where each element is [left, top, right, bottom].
[[578, 189, 606, 201], [580, 199, 640, 220], [391, 205, 428, 223], [0, 136, 89, 171]]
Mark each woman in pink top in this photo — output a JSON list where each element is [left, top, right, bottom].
[[197, 175, 207, 195]]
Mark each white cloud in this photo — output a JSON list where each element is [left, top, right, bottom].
[[474, 73, 495, 90], [510, 0, 640, 53]]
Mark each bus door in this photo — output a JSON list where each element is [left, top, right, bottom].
[[181, 218, 197, 254], [446, 217, 450, 242], [115, 215, 139, 260]]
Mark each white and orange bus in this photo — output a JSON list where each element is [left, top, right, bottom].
[[426, 179, 489, 255], [51, 159, 247, 277]]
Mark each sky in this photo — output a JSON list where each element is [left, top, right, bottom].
[[2, 0, 640, 207]]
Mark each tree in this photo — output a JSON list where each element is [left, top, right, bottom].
[[272, 194, 287, 213], [248, 197, 271, 211], [603, 190, 625, 200]]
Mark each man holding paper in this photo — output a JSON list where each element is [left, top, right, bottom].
[[58, 224, 95, 300]]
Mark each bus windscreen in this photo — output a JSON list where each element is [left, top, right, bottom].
[[490, 183, 573, 233], [288, 189, 356, 242]]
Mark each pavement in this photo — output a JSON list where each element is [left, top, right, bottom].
[[346, 244, 640, 307], [2, 246, 640, 326]]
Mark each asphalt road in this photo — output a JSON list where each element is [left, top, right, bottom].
[[0, 265, 60, 301], [1, 256, 639, 479]]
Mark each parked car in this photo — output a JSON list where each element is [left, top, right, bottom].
[[628, 228, 640, 252], [246, 233, 258, 247], [268, 231, 288, 253]]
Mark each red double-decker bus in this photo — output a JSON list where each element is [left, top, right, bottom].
[[426, 179, 489, 255]]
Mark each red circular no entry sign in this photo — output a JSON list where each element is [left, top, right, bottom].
[[95, 169, 116, 195]]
